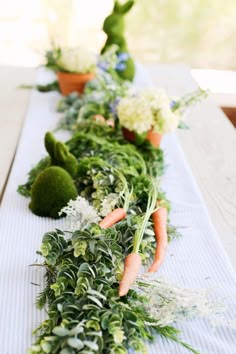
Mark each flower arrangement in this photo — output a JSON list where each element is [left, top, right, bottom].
[[56, 46, 130, 130], [45, 46, 97, 95], [118, 88, 179, 135], [117, 87, 207, 147], [46, 46, 97, 74]]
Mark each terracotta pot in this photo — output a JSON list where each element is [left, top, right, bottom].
[[122, 127, 162, 148], [122, 127, 136, 142], [57, 71, 94, 96], [146, 129, 162, 148]]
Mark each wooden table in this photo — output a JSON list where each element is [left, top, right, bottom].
[[0, 64, 236, 272], [0, 66, 35, 201]]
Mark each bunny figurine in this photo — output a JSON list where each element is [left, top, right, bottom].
[[101, 0, 135, 81], [29, 132, 78, 218]]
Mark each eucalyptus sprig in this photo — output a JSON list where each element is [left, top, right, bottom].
[[30, 226, 198, 354]]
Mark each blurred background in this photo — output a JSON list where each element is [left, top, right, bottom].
[[1, 0, 236, 68], [0, 0, 236, 124]]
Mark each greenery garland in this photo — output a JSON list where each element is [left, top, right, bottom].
[[17, 46, 211, 354]]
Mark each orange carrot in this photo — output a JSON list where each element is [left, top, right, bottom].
[[93, 114, 106, 123], [93, 114, 114, 128], [148, 206, 168, 273], [119, 253, 142, 297], [99, 208, 126, 229]]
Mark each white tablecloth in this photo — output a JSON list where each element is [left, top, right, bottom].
[[0, 67, 236, 354]]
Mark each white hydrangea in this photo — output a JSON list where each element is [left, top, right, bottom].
[[142, 87, 170, 108], [153, 107, 180, 133], [117, 95, 153, 134], [57, 47, 96, 74], [59, 196, 100, 232], [117, 88, 181, 134]]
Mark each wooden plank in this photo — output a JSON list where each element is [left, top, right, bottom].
[[0, 66, 36, 201], [221, 107, 236, 127], [147, 64, 236, 271]]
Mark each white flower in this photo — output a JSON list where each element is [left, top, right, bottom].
[[100, 193, 120, 217], [117, 95, 153, 134], [133, 277, 229, 327], [59, 196, 100, 232], [117, 88, 181, 134], [58, 47, 96, 73], [154, 108, 180, 133], [142, 87, 170, 107]]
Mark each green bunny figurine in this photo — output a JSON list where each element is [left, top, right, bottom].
[[44, 132, 78, 178], [29, 132, 78, 219], [101, 0, 135, 81]]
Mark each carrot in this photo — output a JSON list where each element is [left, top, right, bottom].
[[93, 114, 114, 128], [119, 253, 142, 296], [93, 114, 106, 123], [148, 206, 168, 273], [99, 208, 126, 229]]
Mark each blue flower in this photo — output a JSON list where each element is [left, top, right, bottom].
[[109, 98, 120, 116], [116, 62, 126, 72], [97, 61, 109, 71], [170, 100, 177, 109], [117, 53, 130, 62]]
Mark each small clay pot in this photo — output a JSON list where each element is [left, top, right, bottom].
[[146, 129, 162, 148], [122, 127, 136, 142], [122, 127, 162, 148], [57, 71, 94, 96]]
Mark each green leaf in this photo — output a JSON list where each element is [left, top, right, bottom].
[[87, 295, 103, 308], [69, 324, 84, 336], [60, 348, 75, 354], [84, 341, 99, 351], [41, 342, 51, 353], [30, 345, 41, 352], [52, 326, 70, 337], [67, 337, 84, 349], [101, 314, 110, 330], [144, 228, 155, 236], [87, 289, 107, 300]]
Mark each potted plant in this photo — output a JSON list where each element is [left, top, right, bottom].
[[45, 46, 97, 95], [117, 87, 207, 147]]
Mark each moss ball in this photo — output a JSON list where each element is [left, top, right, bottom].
[[29, 166, 77, 219]]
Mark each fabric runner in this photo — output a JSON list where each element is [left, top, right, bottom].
[[0, 67, 236, 354]]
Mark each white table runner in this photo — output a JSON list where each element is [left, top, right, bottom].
[[0, 67, 236, 354]]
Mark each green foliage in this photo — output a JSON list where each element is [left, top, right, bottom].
[[30, 227, 197, 354], [45, 47, 62, 72], [101, 1, 136, 81], [75, 156, 128, 211], [67, 131, 147, 176], [56, 68, 129, 131], [19, 121, 165, 215], [19, 81, 60, 93], [67, 122, 164, 178], [29, 166, 77, 219], [172, 88, 209, 115], [17, 156, 50, 197]]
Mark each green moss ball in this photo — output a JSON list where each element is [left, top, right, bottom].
[[29, 166, 77, 219]]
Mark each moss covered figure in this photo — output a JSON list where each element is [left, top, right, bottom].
[[29, 166, 77, 219], [101, 0, 135, 81], [45, 132, 78, 178], [29, 132, 79, 218]]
